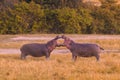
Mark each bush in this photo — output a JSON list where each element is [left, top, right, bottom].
[[0, 0, 120, 34]]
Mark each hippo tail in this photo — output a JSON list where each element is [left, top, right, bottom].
[[99, 47, 104, 50], [96, 45, 104, 50]]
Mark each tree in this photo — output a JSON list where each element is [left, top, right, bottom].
[[77, 7, 93, 34], [57, 7, 81, 33], [0, 1, 45, 34]]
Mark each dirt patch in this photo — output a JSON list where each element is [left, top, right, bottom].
[[0, 48, 120, 54], [10, 36, 53, 41], [0, 49, 20, 54], [1, 35, 120, 54], [0, 49, 71, 54], [10, 35, 120, 41]]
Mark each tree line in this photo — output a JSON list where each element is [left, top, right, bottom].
[[0, 0, 120, 34]]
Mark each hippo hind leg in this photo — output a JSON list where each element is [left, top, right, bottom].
[[21, 52, 27, 60], [95, 54, 100, 61]]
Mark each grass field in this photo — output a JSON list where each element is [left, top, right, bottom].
[[0, 34, 120, 80], [0, 53, 120, 80]]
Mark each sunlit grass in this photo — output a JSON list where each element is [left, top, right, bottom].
[[0, 34, 120, 79], [0, 53, 120, 80]]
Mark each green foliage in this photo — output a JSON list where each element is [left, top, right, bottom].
[[57, 8, 81, 33], [0, 1, 45, 34], [77, 7, 93, 33], [91, 0, 120, 34], [14, 1, 45, 33], [44, 9, 60, 33], [0, 0, 120, 34]]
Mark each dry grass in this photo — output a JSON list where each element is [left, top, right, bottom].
[[0, 34, 120, 80], [0, 53, 120, 80]]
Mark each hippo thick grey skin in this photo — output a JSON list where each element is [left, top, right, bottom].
[[20, 36, 60, 60], [61, 35, 104, 61]]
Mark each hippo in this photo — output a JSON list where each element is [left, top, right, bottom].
[[20, 36, 61, 60], [61, 35, 104, 61]]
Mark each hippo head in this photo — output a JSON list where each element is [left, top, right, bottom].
[[46, 35, 61, 52], [61, 35, 74, 49]]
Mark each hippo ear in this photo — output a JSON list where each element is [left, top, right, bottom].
[[56, 35, 59, 38], [61, 35, 66, 39], [61, 35, 64, 38], [54, 35, 59, 40]]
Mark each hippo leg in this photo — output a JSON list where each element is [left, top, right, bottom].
[[46, 55, 50, 60], [45, 52, 50, 60], [46, 57, 50, 60], [21, 52, 27, 60], [72, 55, 77, 61], [95, 54, 100, 61]]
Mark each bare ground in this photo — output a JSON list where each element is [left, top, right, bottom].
[[0, 48, 119, 54], [0, 48, 71, 54], [10, 35, 120, 41], [0, 35, 120, 54]]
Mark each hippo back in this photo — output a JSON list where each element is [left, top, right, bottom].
[[20, 43, 47, 57], [70, 43, 101, 56]]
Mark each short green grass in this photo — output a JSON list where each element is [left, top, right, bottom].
[[0, 53, 120, 80]]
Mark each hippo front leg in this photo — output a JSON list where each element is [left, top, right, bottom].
[[72, 54, 77, 61], [46, 57, 50, 60], [45, 52, 50, 60]]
